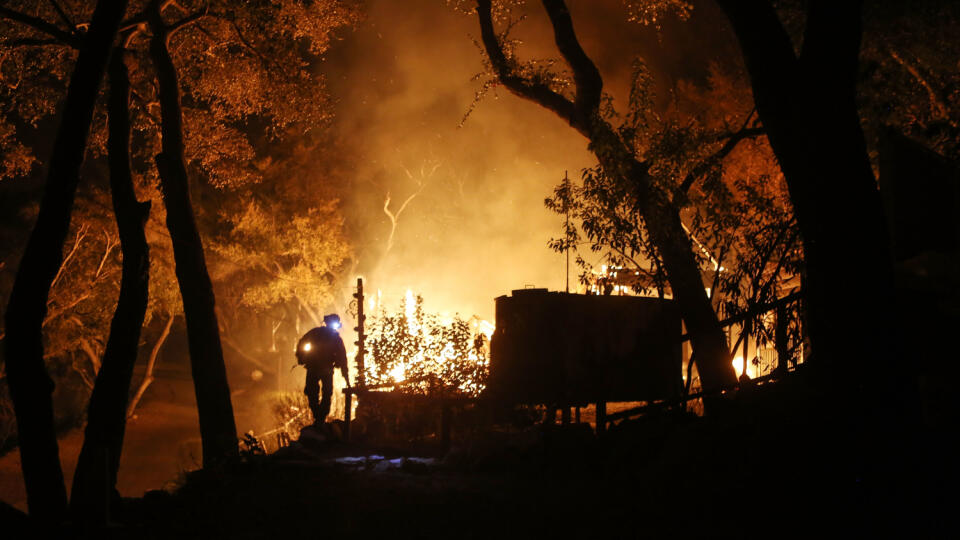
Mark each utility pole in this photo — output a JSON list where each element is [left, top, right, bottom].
[[352, 278, 366, 389]]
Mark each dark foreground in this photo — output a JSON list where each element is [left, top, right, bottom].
[[3, 373, 954, 539]]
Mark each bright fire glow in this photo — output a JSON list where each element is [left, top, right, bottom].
[[359, 289, 493, 394], [732, 355, 760, 379], [404, 288, 418, 335], [389, 362, 407, 382]]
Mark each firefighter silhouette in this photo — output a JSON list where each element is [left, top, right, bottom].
[[296, 314, 350, 424]]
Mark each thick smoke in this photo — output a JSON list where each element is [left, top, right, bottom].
[[321, 0, 725, 320]]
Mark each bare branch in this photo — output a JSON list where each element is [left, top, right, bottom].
[[0, 6, 80, 48], [127, 314, 174, 418], [93, 229, 119, 280], [42, 291, 92, 327], [383, 180, 426, 254], [887, 47, 950, 123], [270, 319, 283, 352], [46, 0, 75, 33], [295, 294, 322, 327], [78, 337, 101, 377], [167, 9, 209, 35], [51, 223, 88, 290]]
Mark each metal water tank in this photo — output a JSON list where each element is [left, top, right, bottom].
[[487, 289, 682, 405]]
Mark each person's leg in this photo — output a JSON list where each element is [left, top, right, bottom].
[[318, 370, 334, 422], [304, 368, 322, 423]]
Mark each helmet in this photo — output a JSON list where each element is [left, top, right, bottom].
[[323, 313, 341, 330]]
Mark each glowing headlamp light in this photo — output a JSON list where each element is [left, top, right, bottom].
[[302, 342, 312, 352], [329, 321, 341, 330]]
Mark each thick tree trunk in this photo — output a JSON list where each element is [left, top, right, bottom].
[[641, 195, 737, 392], [1, 0, 128, 520], [70, 49, 151, 526], [715, 0, 897, 395], [595, 141, 737, 394], [147, 3, 238, 466]]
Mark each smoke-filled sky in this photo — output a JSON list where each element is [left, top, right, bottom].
[[321, 0, 731, 321]]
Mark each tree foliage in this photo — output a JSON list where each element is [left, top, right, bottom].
[[0, 0, 359, 376], [548, 62, 799, 310]]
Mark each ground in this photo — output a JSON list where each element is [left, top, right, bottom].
[[0, 358, 277, 511], [2, 369, 955, 538]]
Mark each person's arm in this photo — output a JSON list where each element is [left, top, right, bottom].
[[336, 338, 350, 386]]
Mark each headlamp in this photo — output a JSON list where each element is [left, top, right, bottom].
[[329, 321, 341, 330], [302, 342, 312, 352]]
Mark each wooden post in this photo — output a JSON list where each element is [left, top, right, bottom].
[[776, 303, 788, 376], [353, 278, 366, 389], [561, 406, 571, 425], [343, 390, 352, 442], [441, 399, 451, 450], [574, 406, 581, 424], [741, 318, 750, 380]]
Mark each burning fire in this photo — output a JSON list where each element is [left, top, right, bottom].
[[359, 288, 492, 396]]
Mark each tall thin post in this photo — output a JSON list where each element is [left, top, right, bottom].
[[564, 171, 570, 293], [353, 278, 366, 389], [775, 303, 788, 376], [742, 318, 750, 379]]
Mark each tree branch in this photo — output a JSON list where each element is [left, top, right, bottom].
[[127, 314, 174, 418], [887, 47, 950, 122], [1, 37, 65, 48], [46, 0, 75, 34], [93, 229, 119, 280], [382, 181, 424, 255], [541, 0, 602, 121], [679, 125, 766, 194], [294, 294, 322, 328], [475, 0, 577, 129], [78, 337, 101, 378], [0, 6, 80, 48], [168, 9, 209, 35], [50, 223, 88, 290]]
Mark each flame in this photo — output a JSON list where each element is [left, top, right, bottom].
[[732, 355, 759, 379], [359, 289, 494, 394], [404, 288, 418, 335], [389, 362, 407, 383]]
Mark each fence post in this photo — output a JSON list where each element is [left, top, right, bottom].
[[776, 303, 789, 376], [343, 390, 352, 442], [596, 401, 606, 436]]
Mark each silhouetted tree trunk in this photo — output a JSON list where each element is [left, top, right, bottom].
[[476, 0, 737, 394], [714, 0, 897, 395], [70, 48, 151, 527], [147, 0, 238, 466], [1, 0, 128, 520]]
